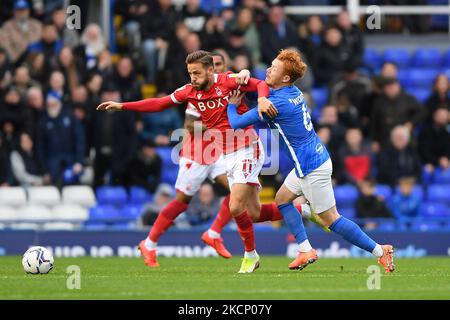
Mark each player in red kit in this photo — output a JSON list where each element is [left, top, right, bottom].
[[97, 51, 315, 272]]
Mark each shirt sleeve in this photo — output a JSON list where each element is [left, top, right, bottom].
[[227, 104, 262, 129], [185, 102, 200, 118], [222, 74, 270, 98]]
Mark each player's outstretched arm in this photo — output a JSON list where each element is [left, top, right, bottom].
[[97, 95, 175, 113], [227, 90, 262, 130]]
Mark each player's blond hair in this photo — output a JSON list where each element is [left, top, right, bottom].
[[276, 49, 307, 83]]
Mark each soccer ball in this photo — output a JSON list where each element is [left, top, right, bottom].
[[22, 246, 54, 274]]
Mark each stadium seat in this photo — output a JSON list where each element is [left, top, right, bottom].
[[121, 205, 143, 221], [394, 185, 424, 201], [338, 207, 356, 218], [364, 48, 382, 70], [407, 68, 438, 89], [411, 220, 443, 232], [405, 87, 431, 103], [375, 185, 392, 201], [311, 87, 328, 109], [422, 202, 450, 218], [17, 205, 52, 221], [52, 204, 89, 222], [28, 186, 61, 207], [252, 67, 267, 80], [62, 186, 96, 207], [427, 184, 450, 204], [432, 168, 450, 184], [397, 69, 410, 87], [129, 186, 153, 205], [442, 49, 450, 68], [156, 147, 179, 185], [334, 185, 359, 207], [88, 205, 121, 222], [96, 186, 128, 206], [376, 221, 396, 231], [43, 222, 76, 230], [0, 206, 18, 221], [383, 48, 411, 68], [412, 48, 442, 68], [0, 187, 27, 207]]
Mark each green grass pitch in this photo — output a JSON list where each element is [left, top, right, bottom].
[[1, 256, 449, 299]]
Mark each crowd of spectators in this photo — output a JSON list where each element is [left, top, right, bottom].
[[0, 0, 449, 226]]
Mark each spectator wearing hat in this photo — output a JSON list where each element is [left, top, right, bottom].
[[10, 132, 50, 186], [126, 140, 162, 194], [0, 0, 43, 64], [370, 77, 425, 148], [89, 82, 137, 188], [36, 92, 85, 185]]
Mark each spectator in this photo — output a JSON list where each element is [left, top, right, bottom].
[[182, 0, 209, 34], [231, 53, 251, 74], [370, 77, 425, 148], [97, 50, 114, 79], [259, 5, 298, 66], [127, 140, 162, 193], [71, 85, 89, 156], [27, 22, 62, 68], [139, 93, 182, 146], [0, 86, 32, 134], [0, 0, 43, 64], [418, 108, 450, 173], [10, 132, 50, 186], [113, 56, 142, 103], [334, 90, 360, 128], [225, 29, 253, 67], [140, 0, 180, 83], [25, 52, 46, 84], [47, 70, 69, 105], [336, 10, 364, 68], [36, 93, 85, 185], [387, 176, 421, 220], [141, 183, 175, 226], [380, 62, 398, 79], [0, 47, 13, 90], [317, 105, 346, 154], [425, 74, 450, 120], [51, 6, 80, 48], [75, 23, 106, 71], [0, 132, 13, 186], [89, 82, 136, 187], [298, 15, 323, 73], [355, 177, 392, 230], [315, 27, 351, 85], [185, 183, 220, 226], [377, 125, 422, 186], [25, 86, 45, 141], [115, 0, 151, 52], [12, 66, 39, 98], [85, 72, 103, 113], [57, 46, 83, 95], [337, 127, 372, 184], [226, 7, 261, 66]]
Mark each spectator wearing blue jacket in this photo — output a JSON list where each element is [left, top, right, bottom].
[[388, 176, 421, 220], [36, 93, 85, 185]]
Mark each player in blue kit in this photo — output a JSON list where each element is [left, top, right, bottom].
[[227, 49, 395, 273]]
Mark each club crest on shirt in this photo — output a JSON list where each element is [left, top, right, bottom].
[[197, 94, 202, 99], [215, 86, 223, 96]]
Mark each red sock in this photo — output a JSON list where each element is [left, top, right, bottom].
[[257, 203, 303, 222], [149, 199, 188, 242], [234, 211, 255, 252], [210, 194, 232, 234]]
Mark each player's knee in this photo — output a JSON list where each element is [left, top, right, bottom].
[[176, 191, 192, 204], [229, 200, 246, 217], [318, 207, 340, 227]]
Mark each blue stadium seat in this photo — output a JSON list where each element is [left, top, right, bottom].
[[422, 202, 450, 218], [253, 67, 267, 80], [88, 205, 121, 222], [121, 205, 143, 221], [432, 168, 450, 184], [364, 48, 382, 70], [394, 185, 424, 201], [407, 68, 438, 89], [412, 48, 442, 68], [311, 87, 328, 109], [156, 147, 179, 185], [383, 48, 411, 68], [129, 186, 153, 205], [334, 185, 358, 207], [96, 186, 128, 206], [427, 184, 450, 204], [310, 107, 322, 122], [445, 69, 450, 80], [397, 69, 410, 87], [443, 49, 450, 68], [411, 220, 443, 231], [405, 87, 431, 103], [338, 207, 356, 218], [375, 185, 392, 201]]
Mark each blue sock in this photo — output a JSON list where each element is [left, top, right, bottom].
[[278, 203, 307, 244], [329, 216, 376, 253]]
